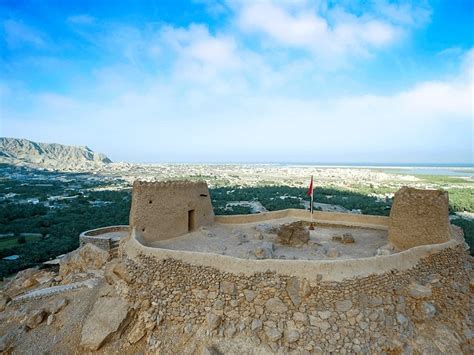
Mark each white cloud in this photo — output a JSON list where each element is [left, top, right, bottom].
[[3, 20, 46, 48], [67, 14, 95, 25], [235, 0, 429, 60], [162, 25, 240, 69], [3, 48, 472, 162], [373, 0, 432, 27], [2, 2, 471, 163]]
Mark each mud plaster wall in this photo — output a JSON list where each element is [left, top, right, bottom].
[[124, 244, 471, 353], [389, 187, 451, 251], [129, 181, 214, 243], [125, 229, 459, 282], [79, 225, 129, 250], [215, 209, 389, 230]]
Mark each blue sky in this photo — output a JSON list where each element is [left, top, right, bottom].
[[1, 0, 473, 163]]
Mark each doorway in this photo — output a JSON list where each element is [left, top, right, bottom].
[[188, 209, 196, 232]]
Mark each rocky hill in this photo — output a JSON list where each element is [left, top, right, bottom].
[[0, 138, 112, 170]]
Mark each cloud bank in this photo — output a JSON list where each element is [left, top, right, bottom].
[[1, 0, 472, 163]]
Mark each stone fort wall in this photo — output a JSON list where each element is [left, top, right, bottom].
[[124, 242, 471, 353], [127, 228, 459, 282], [79, 225, 129, 250], [119, 182, 471, 352], [389, 187, 451, 251], [129, 181, 214, 244]]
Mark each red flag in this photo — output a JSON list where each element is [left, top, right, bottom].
[[307, 175, 313, 197]]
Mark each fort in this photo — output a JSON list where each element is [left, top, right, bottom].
[[77, 180, 471, 353]]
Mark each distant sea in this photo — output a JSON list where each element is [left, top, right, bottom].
[[144, 162, 474, 177], [262, 162, 474, 177]]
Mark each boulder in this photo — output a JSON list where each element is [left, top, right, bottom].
[[254, 232, 264, 240], [25, 309, 47, 329], [376, 244, 394, 256], [255, 242, 274, 259], [325, 247, 340, 258], [0, 292, 11, 312], [318, 310, 331, 320], [286, 277, 301, 307], [0, 326, 25, 353], [47, 298, 68, 314], [80, 295, 129, 350], [265, 327, 282, 342], [336, 299, 353, 312], [265, 297, 288, 313], [408, 283, 432, 299], [220, 281, 236, 296], [224, 322, 237, 337], [243, 289, 256, 302], [251, 319, 263, 331], [418, 301, 436, 320], [202, 345, 222, 355], [4, 268, 42, 298], [60, 243, 109, 276], [309, 316, 331, 331], [105, 261, 132, 284], [285, 329, 300, 343], [293, 312, 307, 324], [332, 233, 355, 244], [255, 223, 277, 234], [127, 320, 146, 344], [206, 313, 221, 330], [276, 221, 309, 246]]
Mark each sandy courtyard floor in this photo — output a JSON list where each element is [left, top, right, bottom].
[[150, 217, 389, 260]]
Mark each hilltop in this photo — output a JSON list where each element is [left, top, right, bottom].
[[0, 138, 111, 170]]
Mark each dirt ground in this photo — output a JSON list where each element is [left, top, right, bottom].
[[150, 217, 389, 260]]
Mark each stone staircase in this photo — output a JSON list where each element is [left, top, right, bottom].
[[110, 240, 120, 259]]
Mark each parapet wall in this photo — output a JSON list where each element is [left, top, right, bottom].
[[126, 227, 458, 282], [129, 181, 214, 243], [388, 187, 451, 250], [124, 239, 470, 352], [79, 225, 129, 250], [215, 209, 389, 230]]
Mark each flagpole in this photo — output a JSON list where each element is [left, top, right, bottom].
[[309, 175, 314, 230]]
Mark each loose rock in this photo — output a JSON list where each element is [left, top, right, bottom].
[[408, 283, 432, 299], [265, 297, 288, 313], [80, 295, 129, 350], [25, 309, 47, 329], [206, 313, 221, 330], [277, 221, 309, 246]]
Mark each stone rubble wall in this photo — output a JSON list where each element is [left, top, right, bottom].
[[127, 228, 459, 282], [79, 225, 129, 251], [129, 181, 214, 244], [79, 236, 112, 250], [124, 244, 471, 353]]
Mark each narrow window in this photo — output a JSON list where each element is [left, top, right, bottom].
[[188, 209, 196, 232]]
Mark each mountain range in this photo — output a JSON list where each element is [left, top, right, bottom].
[[0, 138, 112, 170]]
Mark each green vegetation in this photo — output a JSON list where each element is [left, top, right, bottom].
[[418, 174, 474, 185], [447, 188, 474, 212], [0, 191, 131, 278], [0, 234, 42, 250], [451, 218, 474, 254], [0, 165, 131, 278], [211, 186, 392, 216]]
